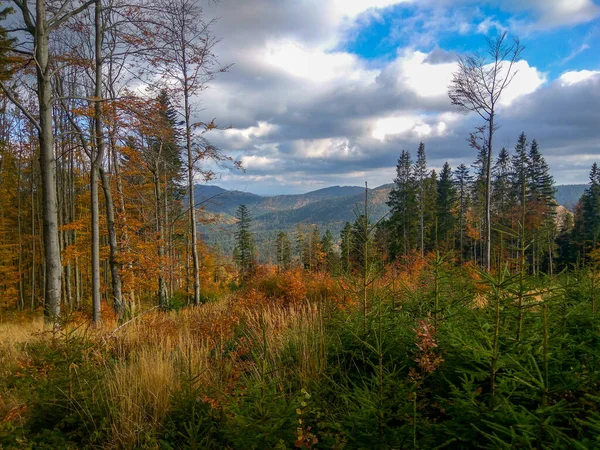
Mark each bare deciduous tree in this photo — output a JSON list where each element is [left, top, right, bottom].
[[448, 32, 523, 271]]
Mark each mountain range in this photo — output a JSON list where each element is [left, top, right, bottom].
[[196, 183, 587, 260]]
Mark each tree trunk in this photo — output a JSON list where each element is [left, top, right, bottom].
[[36, 2, 62, 321], [485, 115, 493, 272], [184, 75, 201, 305], [100, 167, 124, 317]]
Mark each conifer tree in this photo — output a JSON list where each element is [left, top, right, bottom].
[[470, 131, 489, 265], [575, 163, 600, 257], [511, 132, 530, 210], [436, 162, 457, 249], [234, 204, 255, 280], [275, 231, 291, 272], [388, 150, 418, 258], [454, 163, 472, 260], [527, 139, 556, 274], [423, 169, 439, 250], [492, 147, 512, 225], [321, 229, 337, 273], [414, 142, 428, 255]]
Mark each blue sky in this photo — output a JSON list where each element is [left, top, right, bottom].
[[199, 0, 600, 195], [344, 3, 600, 79]]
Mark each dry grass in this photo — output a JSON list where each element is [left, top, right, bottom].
[[0, 317, 44, 378], [107, 347, 178, 448], [0, 294, 330, 447]]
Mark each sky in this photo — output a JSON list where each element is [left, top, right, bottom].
[[197, 0, 600, 195]]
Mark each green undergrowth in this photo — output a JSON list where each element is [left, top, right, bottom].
[[1, 265, 600, 449]]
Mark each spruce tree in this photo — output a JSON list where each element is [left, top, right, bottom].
[[527, 139, 556, 274], [527, 139, 555, 209], [436, 162, 457, 249], [511, 132, 530, 211], [414, 142, 428, 255], [423, 169, 438, 250], [275, 231, 291, 272], [387, 150, 418, 258], [454, 163, 472, 261], [321, 229, 337, 273], [234, 204, 255, 280], [578, 162, 600, 255], [492, 147, 512, 225]]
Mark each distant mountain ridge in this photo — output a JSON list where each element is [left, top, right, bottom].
[[195, 183, 586, 259], [554, 184, 586, 210], [195, 184, 389, 259]]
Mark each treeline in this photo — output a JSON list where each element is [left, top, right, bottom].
[[252, 136, 599, 279]]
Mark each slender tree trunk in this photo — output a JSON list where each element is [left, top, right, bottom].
[[36, 3, 62, 321], [100, 167, 123, 316], [485, 115, 494, 272], [153, 167, 168, 307], [183, 71, 201, 305], [90, 0, 106, 324]]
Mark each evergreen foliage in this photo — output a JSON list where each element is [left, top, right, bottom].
[[234, 204, 255, 280]]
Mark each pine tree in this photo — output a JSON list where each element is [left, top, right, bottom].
[[527, 139, 555, 209], [388, 150, 418, 258], [577, 163, 600, 257], [436, 162, 457, 249], [234, 204, 255, 280], [275, 231, 291, 272], [527, 139, 556, 274], [511, 132, 530, 212], [414, 142, 428, 255], [321, 229, 337, 273], [492, 147, 512, 225], [454, 163, 472, 261]]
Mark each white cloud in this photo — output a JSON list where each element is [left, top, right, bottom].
[[332, 0, 411, 19], [560, 70, 600, 86], [227, 121, 278, 139], [263, 41, 370, 82], [240, 155, 281, 169], [497, 60, 546, 106], [395, 50, 457, 98], [372, 114, 449, 141]]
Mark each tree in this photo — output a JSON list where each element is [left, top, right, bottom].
[[448, 32, 523, 271], [492, 147, 512, 225], [275, 231, 291, 272], [234, 205, 255, 280], [321, 229, 338, 273], [414, 142, 428, 255], [436, 162, 456, 249], [388, 150, 418, 258], [527, 139, 555, 274], [454, 163, 472, 261], [0, 0, 96, 321], [150, 0, 229, 305], [575, 163, 600, 258]]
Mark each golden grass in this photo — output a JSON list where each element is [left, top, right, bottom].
[[0, 317, 44, 378], [107, 347, 178, 448], [0, 295, 329, 447]]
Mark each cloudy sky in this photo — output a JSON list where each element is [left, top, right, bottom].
[[198, 0, 600, 195]]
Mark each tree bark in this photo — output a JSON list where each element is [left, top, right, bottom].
[[36, 0, 62, 321]]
